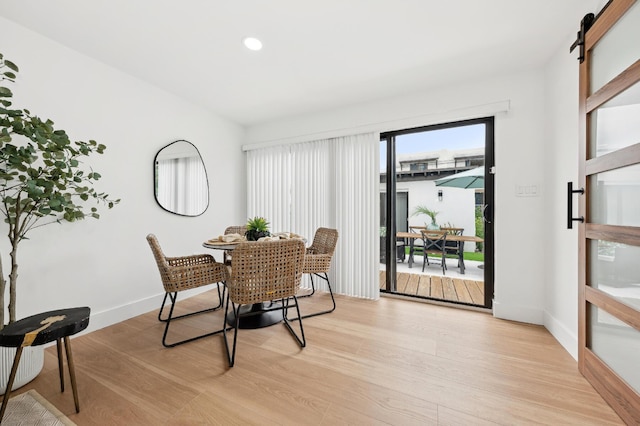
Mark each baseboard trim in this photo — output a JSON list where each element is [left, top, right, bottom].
[[492, 299, 544, 325], [81, 286, 214, 335], [543, 310, 578, 360]]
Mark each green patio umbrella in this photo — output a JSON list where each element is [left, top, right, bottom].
[[435, 166, 484, 189]]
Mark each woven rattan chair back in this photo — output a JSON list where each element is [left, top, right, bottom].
[[303, 227, 339, 274], [229, 239, 305, 305], [224, 225, 247, 236], [223, 225, 247, 264]]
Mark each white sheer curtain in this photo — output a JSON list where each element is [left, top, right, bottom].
[[247, 145, 291, 231], [156, 159, 177, 211], [247, 132, 379, 299], [156, 156, 208, 216], [184, 156, 208, 215]]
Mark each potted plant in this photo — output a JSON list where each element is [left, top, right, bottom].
[[412, 205, 440, 229], [0, 52, 119, 391], [245, 216, 270, 241]]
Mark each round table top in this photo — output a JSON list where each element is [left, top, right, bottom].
[[202, 241, 240, 250], [0, 307, 90, 348], [203, 236, 307, 251]]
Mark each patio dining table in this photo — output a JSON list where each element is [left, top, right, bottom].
[[396, 231, 483, 274]]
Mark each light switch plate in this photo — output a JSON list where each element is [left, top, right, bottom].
[[515, 184, 540, 197]]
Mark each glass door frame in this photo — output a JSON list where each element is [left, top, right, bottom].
[[380, 116, 495, 308]]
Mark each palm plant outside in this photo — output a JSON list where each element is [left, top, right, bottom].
[[411, 205, 439, 228]]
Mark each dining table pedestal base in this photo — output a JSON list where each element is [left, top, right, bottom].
[[226, 302, 284, 329]]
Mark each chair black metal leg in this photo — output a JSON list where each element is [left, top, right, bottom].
[[282, 297, 306, 347], [158, 285, 224, 324], [157, 292, 173, 322], [222, 295, 307, 367], [222, 294, 231, 364], [215, 282, 223, 306], [161, 283, 229, 347], [0, 346, 23, 422], [292, 273, 336, 320], [297, 276, 317, 298], [222, 295, 241, 367]]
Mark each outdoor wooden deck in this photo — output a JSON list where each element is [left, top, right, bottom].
[[379, 270, 484, 305]]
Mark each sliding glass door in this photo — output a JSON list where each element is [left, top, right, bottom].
[[380, 118, 494, 308]]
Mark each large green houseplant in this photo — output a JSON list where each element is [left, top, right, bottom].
[[0, 53, 119, 329]]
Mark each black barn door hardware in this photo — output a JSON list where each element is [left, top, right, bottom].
[[569, 13, 595, 63], [567, 182, 584, 229], [569, 1, 613, 63]]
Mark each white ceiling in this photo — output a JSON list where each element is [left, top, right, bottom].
[[0, 0, 597, 127]]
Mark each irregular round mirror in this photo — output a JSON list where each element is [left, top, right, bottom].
[[154, 140, 209, 216]]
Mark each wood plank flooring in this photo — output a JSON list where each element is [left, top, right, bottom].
[[380, 271, 485, 305], [14, 290, 622, 425]]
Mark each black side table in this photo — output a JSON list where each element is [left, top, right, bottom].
[[0, 307, 90, 422]]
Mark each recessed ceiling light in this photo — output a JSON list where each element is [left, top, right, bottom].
[[243, 37, 263, 51]]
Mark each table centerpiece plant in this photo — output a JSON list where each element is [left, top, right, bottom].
[[245, 216, 270, 241], [412, 205, 440, 230]]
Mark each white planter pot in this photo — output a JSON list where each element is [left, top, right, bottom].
[[0, 346, 44, 395]]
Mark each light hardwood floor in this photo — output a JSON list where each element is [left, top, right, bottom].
[[15, 290, 623, 425]]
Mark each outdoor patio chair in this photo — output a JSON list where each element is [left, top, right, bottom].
[[420, 230, 448, 275], [440, 227, 463, 236], [222, 239, 306, 367], [408, 229, 426, 262], [146, 234, 229, 347], [441, 227, 463, 266]]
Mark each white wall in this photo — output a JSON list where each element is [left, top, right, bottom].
[[541, 36, 583, 360], [0, 18, 246, 332], [541, 0, 611, 360]]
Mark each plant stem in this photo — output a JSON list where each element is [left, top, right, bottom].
[[0, 254, 5, 329], [8, 238, 18, 324], [7, 196, 23, 324]]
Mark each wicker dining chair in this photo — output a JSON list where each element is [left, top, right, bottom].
[[146, 234, 230, 347], [223, 225, 247, 265], [222, 239, 306, 367], [299, 227, 339, 319]]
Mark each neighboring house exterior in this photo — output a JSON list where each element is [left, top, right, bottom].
[[381, 147, 484, 252]]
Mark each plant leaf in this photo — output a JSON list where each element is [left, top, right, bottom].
[[3, 60, 19, 72]]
